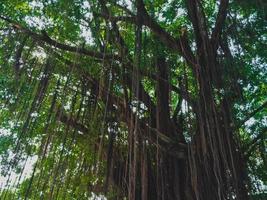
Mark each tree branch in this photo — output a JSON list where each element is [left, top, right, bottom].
[[1, 14, 193, 108], [186, 0, 209, 50], [98, 0, 197, 67], [136, 0, 180, 51], [137, 0, 196, 68], [0, 15, 120, 60], [211, 0, 229, 49], [98, 0, 157, 119]]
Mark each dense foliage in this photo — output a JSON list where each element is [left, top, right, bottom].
[[0, 0, 266, 199]]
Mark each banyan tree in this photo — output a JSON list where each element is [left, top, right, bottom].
[[0, 0, 266, 199]]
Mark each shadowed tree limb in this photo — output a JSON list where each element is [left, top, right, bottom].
[[0, 15, 120, 60], [211, 0, 229, 50], [98, 0, 196, 113], [56, 99, 187, 159], [98, 0, 157, 121], [136, 0, 182, 53], [1, 15, 193, 111], [186, 0, 209, 48], [54, 53, 187, 158], [97, 0, 197, 68]]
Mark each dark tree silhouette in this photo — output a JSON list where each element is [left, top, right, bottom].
[[0, 0, 266, 200]]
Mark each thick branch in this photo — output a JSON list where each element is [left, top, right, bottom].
[[136, 0, 180, 51], [100, 0, 197, 67], [186, 0, 209, 51], [0, 15, 119, 60], [2, 15, 192, 108], [57, 104, 186, 159], [98, 0, 157, 118], [211, 0, 229, 49], [54, 54, 187, 158]]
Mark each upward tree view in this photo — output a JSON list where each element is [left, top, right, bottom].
[[0, 0, 266, 199]]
